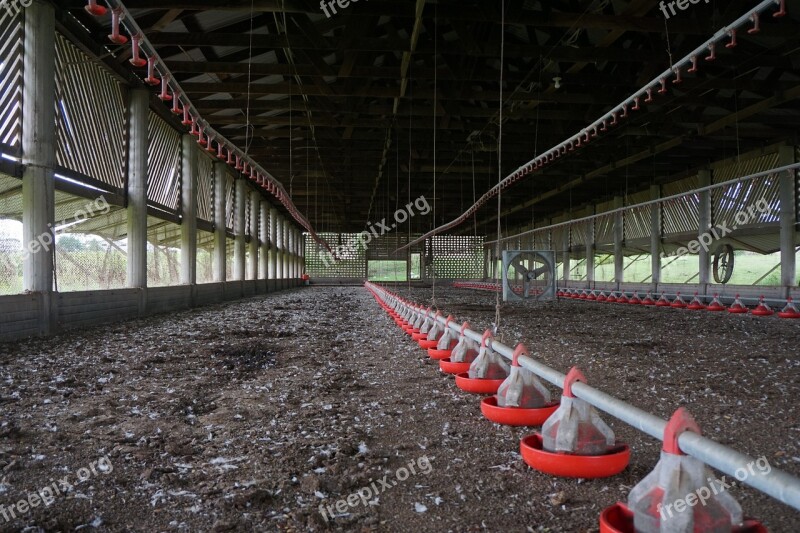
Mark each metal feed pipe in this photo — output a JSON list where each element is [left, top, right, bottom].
[[365, 281, 800, 512], [484, 162, 800, 246], [399, 0, 787, 251]]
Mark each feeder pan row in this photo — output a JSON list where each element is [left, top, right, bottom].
[[370, 285, 632, 479], [366, 283, 768, 531], [452, 282, 502, 292], [558, 288, 800, 318]]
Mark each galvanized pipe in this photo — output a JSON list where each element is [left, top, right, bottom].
[[366, 282, 800, 512]]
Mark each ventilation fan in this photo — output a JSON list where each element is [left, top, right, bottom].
[[502, 250, 556, 302]]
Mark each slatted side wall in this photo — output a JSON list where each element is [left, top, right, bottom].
[[147, 111, 180, 211], [0, 9, 22, 150], [197, 151, 214, 222], [54, 34, 125, 189]]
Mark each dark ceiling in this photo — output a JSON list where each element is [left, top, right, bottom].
[[56, 0, 800, 236]]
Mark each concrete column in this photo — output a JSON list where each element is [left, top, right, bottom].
[[22, 0, 56, 300], [180, 135, 197, 285], [233, 178, 247, 281], [269, 207, 278, 279], [650, 184, 661, 288], [259, 202, 269, 279], [248, 190, 259, 280], [698, 170, 711, 289], [212, 162, 227, 282], [613, 197, 624, 288], [276, 215, 284, 279], [283, 220, 290, 278], [562, 226, 571, 282], [126, 89, 149, 289], [286, 226, 297, 279], [778, 145, 797, 291], [586, 214, 595, 288], [300, 232, 306, 276]]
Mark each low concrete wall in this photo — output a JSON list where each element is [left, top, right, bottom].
[[0, 293, 44, 341], [0, 279, 303, 342]]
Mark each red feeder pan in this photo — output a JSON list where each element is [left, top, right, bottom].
[[751, 295, 774, 317], [418, 339, 438, 349], [655, 292, 671, 307], [641, 292, 656, 305], [778, 298, 800, 319], [599, 503, 767, 533], [728, 294, 749, 314], [671, 292, 688, 308], [481, 396, 559, 427], [455, 372, 505, 394], [587, 290, 597, 301], [412, 331, 427, 341], [707, 293, 726, 311], [628, 291, 642, 304], [617, 293, 629, 304], [439, 358, 471, 375], [687, 293, 706, 310], [606, 292, 618, 303], [520, 433, 630, 478], [597, 291, 608, 302], [428, 346, 454, 359]]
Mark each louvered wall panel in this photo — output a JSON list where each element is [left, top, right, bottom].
[[196, 152, 213, 222], [663, 194, 699, 235], [54, 34, 125, 188], [0, 9, 22, 149], [147, 112, 180, 210], [625, 205, 651, 240], [225, 176, 235, 230], [595, 213, 614, 245], [712, 175, 780, 228]]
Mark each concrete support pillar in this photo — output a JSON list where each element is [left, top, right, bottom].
[[233, 179, 247, 281], [283, 220, 290, 278], [300, 232, 306, 276], [22, 1, 56, 333], [269, 207, 278, 279], [586, 215, 595, 287], [259, 202, 269, 279], [212, 163, 227, 282], [248, 190, 259, 280], [562, 226, 571, 283], [778, 145, 797, 291], [698, 170, 712, 289], [180, 135, 197, 285], [276, 215, 284, 279], [613, 197, 624, 288], [126, 89, 149, 289], [286, 226, 297, 279], [650, 184, 661, 288]]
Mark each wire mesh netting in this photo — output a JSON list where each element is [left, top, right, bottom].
[[197, 230, 214, 284], [147, 220, 182, 287], [425, 235, 484, 279]]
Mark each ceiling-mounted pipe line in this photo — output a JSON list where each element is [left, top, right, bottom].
[[85, 0, 331, 253], [396, 0, 786, 253], [484, 162, 800, 245], [365, 281, 800, 512]]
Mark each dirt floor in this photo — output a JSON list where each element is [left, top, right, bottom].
[[0, 285, 798, 532]]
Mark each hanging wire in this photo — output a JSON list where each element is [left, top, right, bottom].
[[493, 0, 506, 337], [431, 4, 438, 308], [243, 0, 255, 155]]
